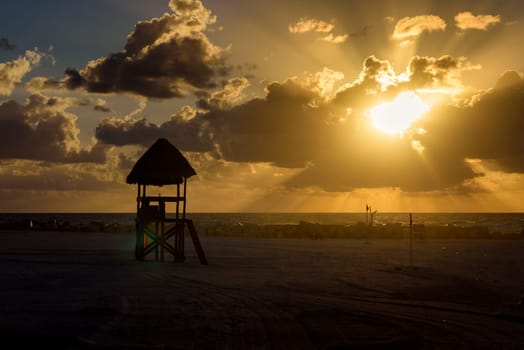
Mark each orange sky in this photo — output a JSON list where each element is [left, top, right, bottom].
[[1, 0, 524, 212]]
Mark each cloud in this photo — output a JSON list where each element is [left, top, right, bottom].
[[392, 15, 446, 41], [95, 77, 329, 168], [358, 55, 397, 86], [91, 54, 524, 193], [0, 160, 120, 191], [95, 118, 162, 147], [301, 67, 344, 101], [288, 18, 335, 33], [319, 33, 348, 44], [0, 49, 42, 96], [197, 76, 250, 110], [94, 99, 112, 113], [494, 70, 522, 90], [405, 55, 481, 89], [30, 0, 231, 98], [202, 58, 522, 192], [455, 11, 501, 31], [201, 79, 332, 168], [289, 17, 347, 44], [384, 16, 395, 24], [349, 25, 370, 39], [0, 94, 108, 163], [414, 71, 524, 174], [292, 57, 512, 192], [0, 37, 16, 51], [95, 112, 213, 153]]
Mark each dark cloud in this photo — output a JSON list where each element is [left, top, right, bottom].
[[0, 95, 108, 163], [95, 118, 161, 147], [0, 37, 16, 51], [203, 79, 330, 167], [349, 25, 370, 38], [494, 70, 522, 90], [92, 55, 524, 192], [196, 68, 479, 190], [414, 71, 524, 173], [94, 78, 327, 167], [94, 104, 111, 113], [31, 0, 231, 98], [95, 113, 213, 153], [64, 67, 85, 89], [406, 55, 477, 88]]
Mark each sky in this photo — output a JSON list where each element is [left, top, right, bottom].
[[1, 0, 524, 213]]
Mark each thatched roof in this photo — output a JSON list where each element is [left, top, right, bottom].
[[126, 138, 196, 186]]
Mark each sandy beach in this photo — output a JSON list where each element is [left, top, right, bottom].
[[1, 230, 523, 349]]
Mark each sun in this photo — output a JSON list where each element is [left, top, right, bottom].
[[370, 91, 430, 135]]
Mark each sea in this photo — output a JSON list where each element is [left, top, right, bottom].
[[1, 212, 524, 234]]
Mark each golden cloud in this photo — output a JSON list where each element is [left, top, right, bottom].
[[319, 33, 349, 44], [392, 15, 446, 40], [455, 11, 501, 30], [0, 50, 42, 96], [288, 18, 335, 33]]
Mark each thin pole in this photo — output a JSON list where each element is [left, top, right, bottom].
[[409, 212, 413, 267]]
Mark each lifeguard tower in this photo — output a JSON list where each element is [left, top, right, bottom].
[[126, 138, 207, 264]]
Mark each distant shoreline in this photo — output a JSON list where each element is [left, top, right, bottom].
[[2, 212, 524, 238], [1, 219, 522, 240]]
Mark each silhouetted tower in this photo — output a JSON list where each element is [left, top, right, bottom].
[[126, 138, 207, 264]]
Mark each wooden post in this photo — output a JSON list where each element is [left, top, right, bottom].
[[135, 184, 144, 261], [175, 183, 183, 262], [182, 178, 187, 221], [136, 184, 140, 216], [143, 185, 148, 260], [160, 198, 165, 262], [187, 219, 208, 265], [135, 185, 140, 260], [155, 216, 159, 261], [181, 179, 187, 259]]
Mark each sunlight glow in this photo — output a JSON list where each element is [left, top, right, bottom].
[[369, 91, 430, 135]]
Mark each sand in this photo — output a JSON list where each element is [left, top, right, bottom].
[[0, 230, 523, 349]]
